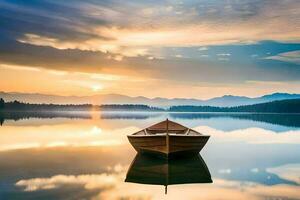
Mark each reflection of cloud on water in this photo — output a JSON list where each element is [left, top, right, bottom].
[[16, 164, 128, 192], [16, 174, 300, 200], [267, 164, 300, 184], [195, 126, 300, 144], [16, 173, 120, 192], [1, 117, 300, 152], [218, 169, 231, 174], [0, 123, 138, 151], [0, 140, 123, 151], [214, 167, 298, 186], [14, 163, 300, 200]]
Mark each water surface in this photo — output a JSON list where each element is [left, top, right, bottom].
[[0, 112, 300, 200]]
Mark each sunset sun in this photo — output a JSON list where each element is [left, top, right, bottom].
[[91, 85, 103, 92]]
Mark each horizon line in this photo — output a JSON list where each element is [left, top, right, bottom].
[[1, 91, 299, 101]]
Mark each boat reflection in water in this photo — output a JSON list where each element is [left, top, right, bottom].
[[125, 154, 212, 194]]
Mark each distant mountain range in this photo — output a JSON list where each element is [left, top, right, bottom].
[[1, 92, 300, 107]]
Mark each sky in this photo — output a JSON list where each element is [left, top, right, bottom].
[[0, 0, 300, 99]]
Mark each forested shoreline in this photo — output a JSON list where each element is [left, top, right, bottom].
[[1, 98, 300, 113]]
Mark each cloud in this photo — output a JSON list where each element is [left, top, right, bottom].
[[0, 0, 300, 98], [266, 51, 300, 64], [0, 64, 41, 72], [1, 0, 299, 55], [1, 0, 300, 59], [17, 33, 149, 58]]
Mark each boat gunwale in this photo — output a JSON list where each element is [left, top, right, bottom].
[[128, 134, 209, 137], [128, 129, 209, 137]]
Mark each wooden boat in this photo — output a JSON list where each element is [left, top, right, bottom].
[[125, 153, 212, 194], [127, 119, 209, 157]]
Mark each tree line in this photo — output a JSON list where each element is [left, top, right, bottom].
[[1, 98, 300, 113], [169, 99, 300, 113], [0, 98, 163, 112]]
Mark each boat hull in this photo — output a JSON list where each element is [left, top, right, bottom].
[[127, 135, 209, 157]]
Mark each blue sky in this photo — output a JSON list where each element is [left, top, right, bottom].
[[0, 0, 299, 98]]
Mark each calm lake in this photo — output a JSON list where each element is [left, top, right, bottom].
[[0, 112, 300, 200]]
